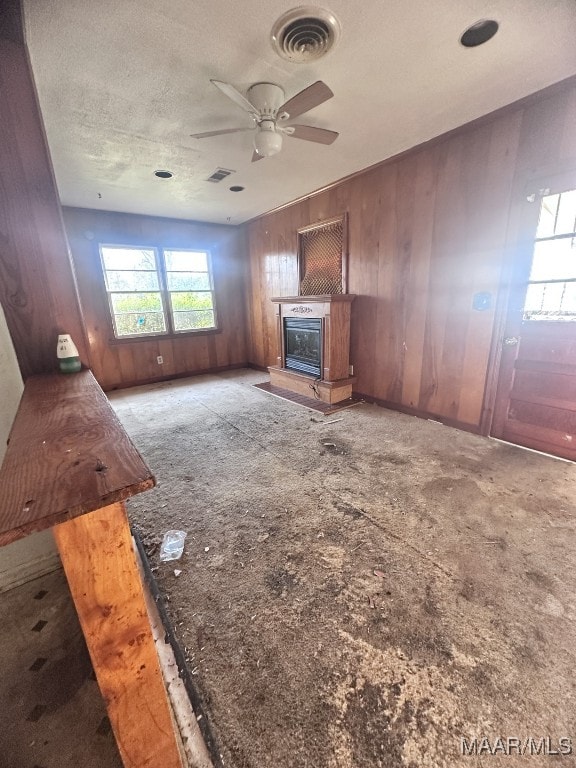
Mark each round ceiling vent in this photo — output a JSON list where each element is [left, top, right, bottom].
[[271, 6, 341, 63]]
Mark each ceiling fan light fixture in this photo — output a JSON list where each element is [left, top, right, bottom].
[[194, 79, 338, 160], [253, 126, 283, 157]]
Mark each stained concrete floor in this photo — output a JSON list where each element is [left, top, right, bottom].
[[4, 369, 570, 768], [110, 369, 576, 768], [0, 569, 122, 768]]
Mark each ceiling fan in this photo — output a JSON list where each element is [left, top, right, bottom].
[[191, 79, 338, 161]]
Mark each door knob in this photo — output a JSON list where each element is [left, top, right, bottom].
[[503, 336, 519, 346]]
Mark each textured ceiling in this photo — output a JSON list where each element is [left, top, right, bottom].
[[24, 0, 576, 225]]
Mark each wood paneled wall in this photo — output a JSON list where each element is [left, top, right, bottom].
[[245, 79, 576, 431], [63, 208, 248, 390], [0, 0, 90, 379]]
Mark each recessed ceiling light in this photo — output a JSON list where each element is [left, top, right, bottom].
[[154, 170, 173, 179], [229, 185, 245, 192], [460, 19, 499, 48]]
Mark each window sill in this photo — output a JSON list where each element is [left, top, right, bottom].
[[107, 327, 222, 345]]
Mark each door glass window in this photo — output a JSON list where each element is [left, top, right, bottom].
[[524, 190, 576, 321]]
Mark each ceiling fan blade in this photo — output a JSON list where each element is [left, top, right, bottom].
[[251, 150, 265, 162], [211, 80, 258, 114], [191, 127, 253, 139], [277, 81, 333, 120], [286, 124, 339, 145]]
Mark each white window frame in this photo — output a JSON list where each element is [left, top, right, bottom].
[[523, 189, 576, 322], [99, 244, 218, 340]]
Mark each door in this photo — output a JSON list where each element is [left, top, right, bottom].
[[491, 178, 576, 461]]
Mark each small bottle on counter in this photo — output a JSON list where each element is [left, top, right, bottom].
[[57, 334, 81, 373]]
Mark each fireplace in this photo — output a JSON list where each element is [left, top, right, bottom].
[[284, 318, 322, 377], [270, 295, 356, 405]]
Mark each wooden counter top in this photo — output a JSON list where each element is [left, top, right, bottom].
[[0, 370, 155, 546]]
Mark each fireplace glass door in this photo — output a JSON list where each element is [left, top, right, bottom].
[[284, 318, 322, 377]]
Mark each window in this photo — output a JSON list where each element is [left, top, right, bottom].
[[99, 245, 216, 338], [523, 190, 576, 322]]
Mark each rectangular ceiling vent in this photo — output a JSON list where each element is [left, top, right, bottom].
[[206, 168, 235, 183]]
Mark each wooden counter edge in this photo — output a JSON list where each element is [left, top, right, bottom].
[[0, 370, 155, 546]]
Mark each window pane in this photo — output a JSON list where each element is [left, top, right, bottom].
[[99, 244, 216, 337], [166, 271, 211, 291], [524, 281, 576, 321], [164, 250, 208, 272], [111, 292, 163, 313], [105, 270, 159, 291], [114, 312, 167, 336], [529, 238, 576, 282], [170, 291, 213, 311], [173, 310, 215, 331], [101, 247, 157, 271], [536, 194, 559, 239], [536, 191, 576, 239], [555, 190, 576, 236]]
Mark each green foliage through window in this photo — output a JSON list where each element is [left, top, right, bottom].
[[99, 246, 216, 338]]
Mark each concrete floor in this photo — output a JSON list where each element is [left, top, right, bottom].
[[2, 368, 573, 768], [0, 569, 122, 768], [110, 369, 576, 768]]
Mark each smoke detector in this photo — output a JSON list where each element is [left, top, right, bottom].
[[271, 6, 341, 63]]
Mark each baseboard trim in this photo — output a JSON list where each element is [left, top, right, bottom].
[[355, 392, 481, 435], [246, 362, 269, 373], [101, 362, 249, 392]]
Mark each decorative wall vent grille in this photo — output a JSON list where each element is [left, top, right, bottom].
[[299, 215, 346, 295], [206, 168, 235, 183]]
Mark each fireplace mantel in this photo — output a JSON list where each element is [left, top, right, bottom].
[[269, 294, 355, 404], [271, 295, 354, 304]]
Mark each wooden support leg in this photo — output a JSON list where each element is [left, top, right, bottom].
[[53, 502, 183, 768]]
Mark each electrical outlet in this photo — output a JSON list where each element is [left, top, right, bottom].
[[157, 356, 163, 365]]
